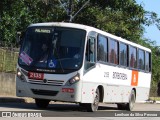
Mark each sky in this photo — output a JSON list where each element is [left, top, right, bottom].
[[136, 0, 160, 46]]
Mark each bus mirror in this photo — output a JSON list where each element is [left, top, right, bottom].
[[16, 31, 24, 45], [16, 32, 22, 44]]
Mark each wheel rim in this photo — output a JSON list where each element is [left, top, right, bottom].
[[92, 89, 99, 111], [130, 92, 135, 110]]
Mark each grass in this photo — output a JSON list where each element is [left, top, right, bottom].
[[149, 97, 160, 101]]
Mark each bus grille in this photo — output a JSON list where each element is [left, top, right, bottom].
[[31, 89, 58, 96], [28, 79, 64, 86]]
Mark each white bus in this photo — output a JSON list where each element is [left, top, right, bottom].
[[16, 22, 152, 112]]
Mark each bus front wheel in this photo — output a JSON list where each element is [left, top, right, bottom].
[[35, 99, 50, 109], [86, 88, 100, 112]]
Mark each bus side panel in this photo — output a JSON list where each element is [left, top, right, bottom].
[[81, 64, 152, 103], [81, 66, 104, 103], [103, 85, 130, 103], [135, 87, 150, 102], [95, 64, 133, 103], [135, 72, 151, 102]]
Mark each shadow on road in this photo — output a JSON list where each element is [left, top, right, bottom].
[[0, 102, 118, 112], [46, 103, 118, 112]]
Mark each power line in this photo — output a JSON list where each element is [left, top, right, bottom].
[[58, 0, 90, 22], [71, 0, 90, 22]]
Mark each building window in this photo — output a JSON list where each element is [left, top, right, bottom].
[[119, 43, 128, 66], [109, 39, 118, 64], [129, 46, 137, 68], [97, 35, 107, 62], [138, 49, 145, 70]]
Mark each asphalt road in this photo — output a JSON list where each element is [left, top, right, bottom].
[[0, 102, 160, 118]]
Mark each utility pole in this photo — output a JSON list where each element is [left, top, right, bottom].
[[68, 0, 72, 22]]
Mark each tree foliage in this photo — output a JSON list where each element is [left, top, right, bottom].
[[0, 0, 160, 86]]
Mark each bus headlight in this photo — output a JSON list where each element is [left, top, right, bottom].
[[17, 68, 26, 82], [69, 74, 80, 85]]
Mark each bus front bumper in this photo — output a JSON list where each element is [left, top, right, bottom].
[[16, 77, 81, 103]]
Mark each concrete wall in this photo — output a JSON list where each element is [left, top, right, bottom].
[[0, 72, 16, 96]]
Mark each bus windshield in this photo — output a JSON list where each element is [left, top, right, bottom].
[[18, 26, 86, 72]]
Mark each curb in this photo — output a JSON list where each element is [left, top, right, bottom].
[[0, 97, 25, 103], [0, 96, 34, 103], [138, 100, 160, 104]]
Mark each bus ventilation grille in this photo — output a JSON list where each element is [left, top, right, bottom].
[[28, 79, 64, 86], [31, 89, 58, 96]]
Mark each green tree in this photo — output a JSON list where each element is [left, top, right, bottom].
[[0, 0, 65, 46]]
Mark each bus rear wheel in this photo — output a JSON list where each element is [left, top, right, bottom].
[[35, 99, 50, 109], [117, 90, 135, 111], [126, 90, 136, 111], [86, 88, 100, 112]]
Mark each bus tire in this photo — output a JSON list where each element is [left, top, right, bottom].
[[79, 103, 86, 107], [126, 90, 135, 111], [117, 103, 125, 110], [35, 99, 50, 109], [86, 88, 100, 112]]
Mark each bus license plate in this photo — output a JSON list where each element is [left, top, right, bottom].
[[28, 72, 44, 80]]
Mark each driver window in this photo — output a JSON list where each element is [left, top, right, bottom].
[[85, 37, 96, 70]]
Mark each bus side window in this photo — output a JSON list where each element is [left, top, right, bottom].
[[145, 52, 151, 72], [85, 37, 96, 70]]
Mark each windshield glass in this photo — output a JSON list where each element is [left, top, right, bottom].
[[19, 26, 86, 72]]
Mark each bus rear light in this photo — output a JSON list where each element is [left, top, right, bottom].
[[62, 88, 74, 93], [17, 68, 26, 82]]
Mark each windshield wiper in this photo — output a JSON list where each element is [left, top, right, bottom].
[[52, 33, 64, 73]]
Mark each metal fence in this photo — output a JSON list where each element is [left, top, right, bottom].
[[0, 47, 19, 72]]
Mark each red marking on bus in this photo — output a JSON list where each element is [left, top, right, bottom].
[[62, 88, 74, 93], [28, 72, 44, 80]]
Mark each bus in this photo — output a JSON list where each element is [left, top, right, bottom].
[[16, 22, 152, 112]]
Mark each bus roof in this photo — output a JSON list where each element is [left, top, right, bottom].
[[29, 22, 151, 52]]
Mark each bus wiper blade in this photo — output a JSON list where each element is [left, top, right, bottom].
[[52, 33, 64, 73]]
